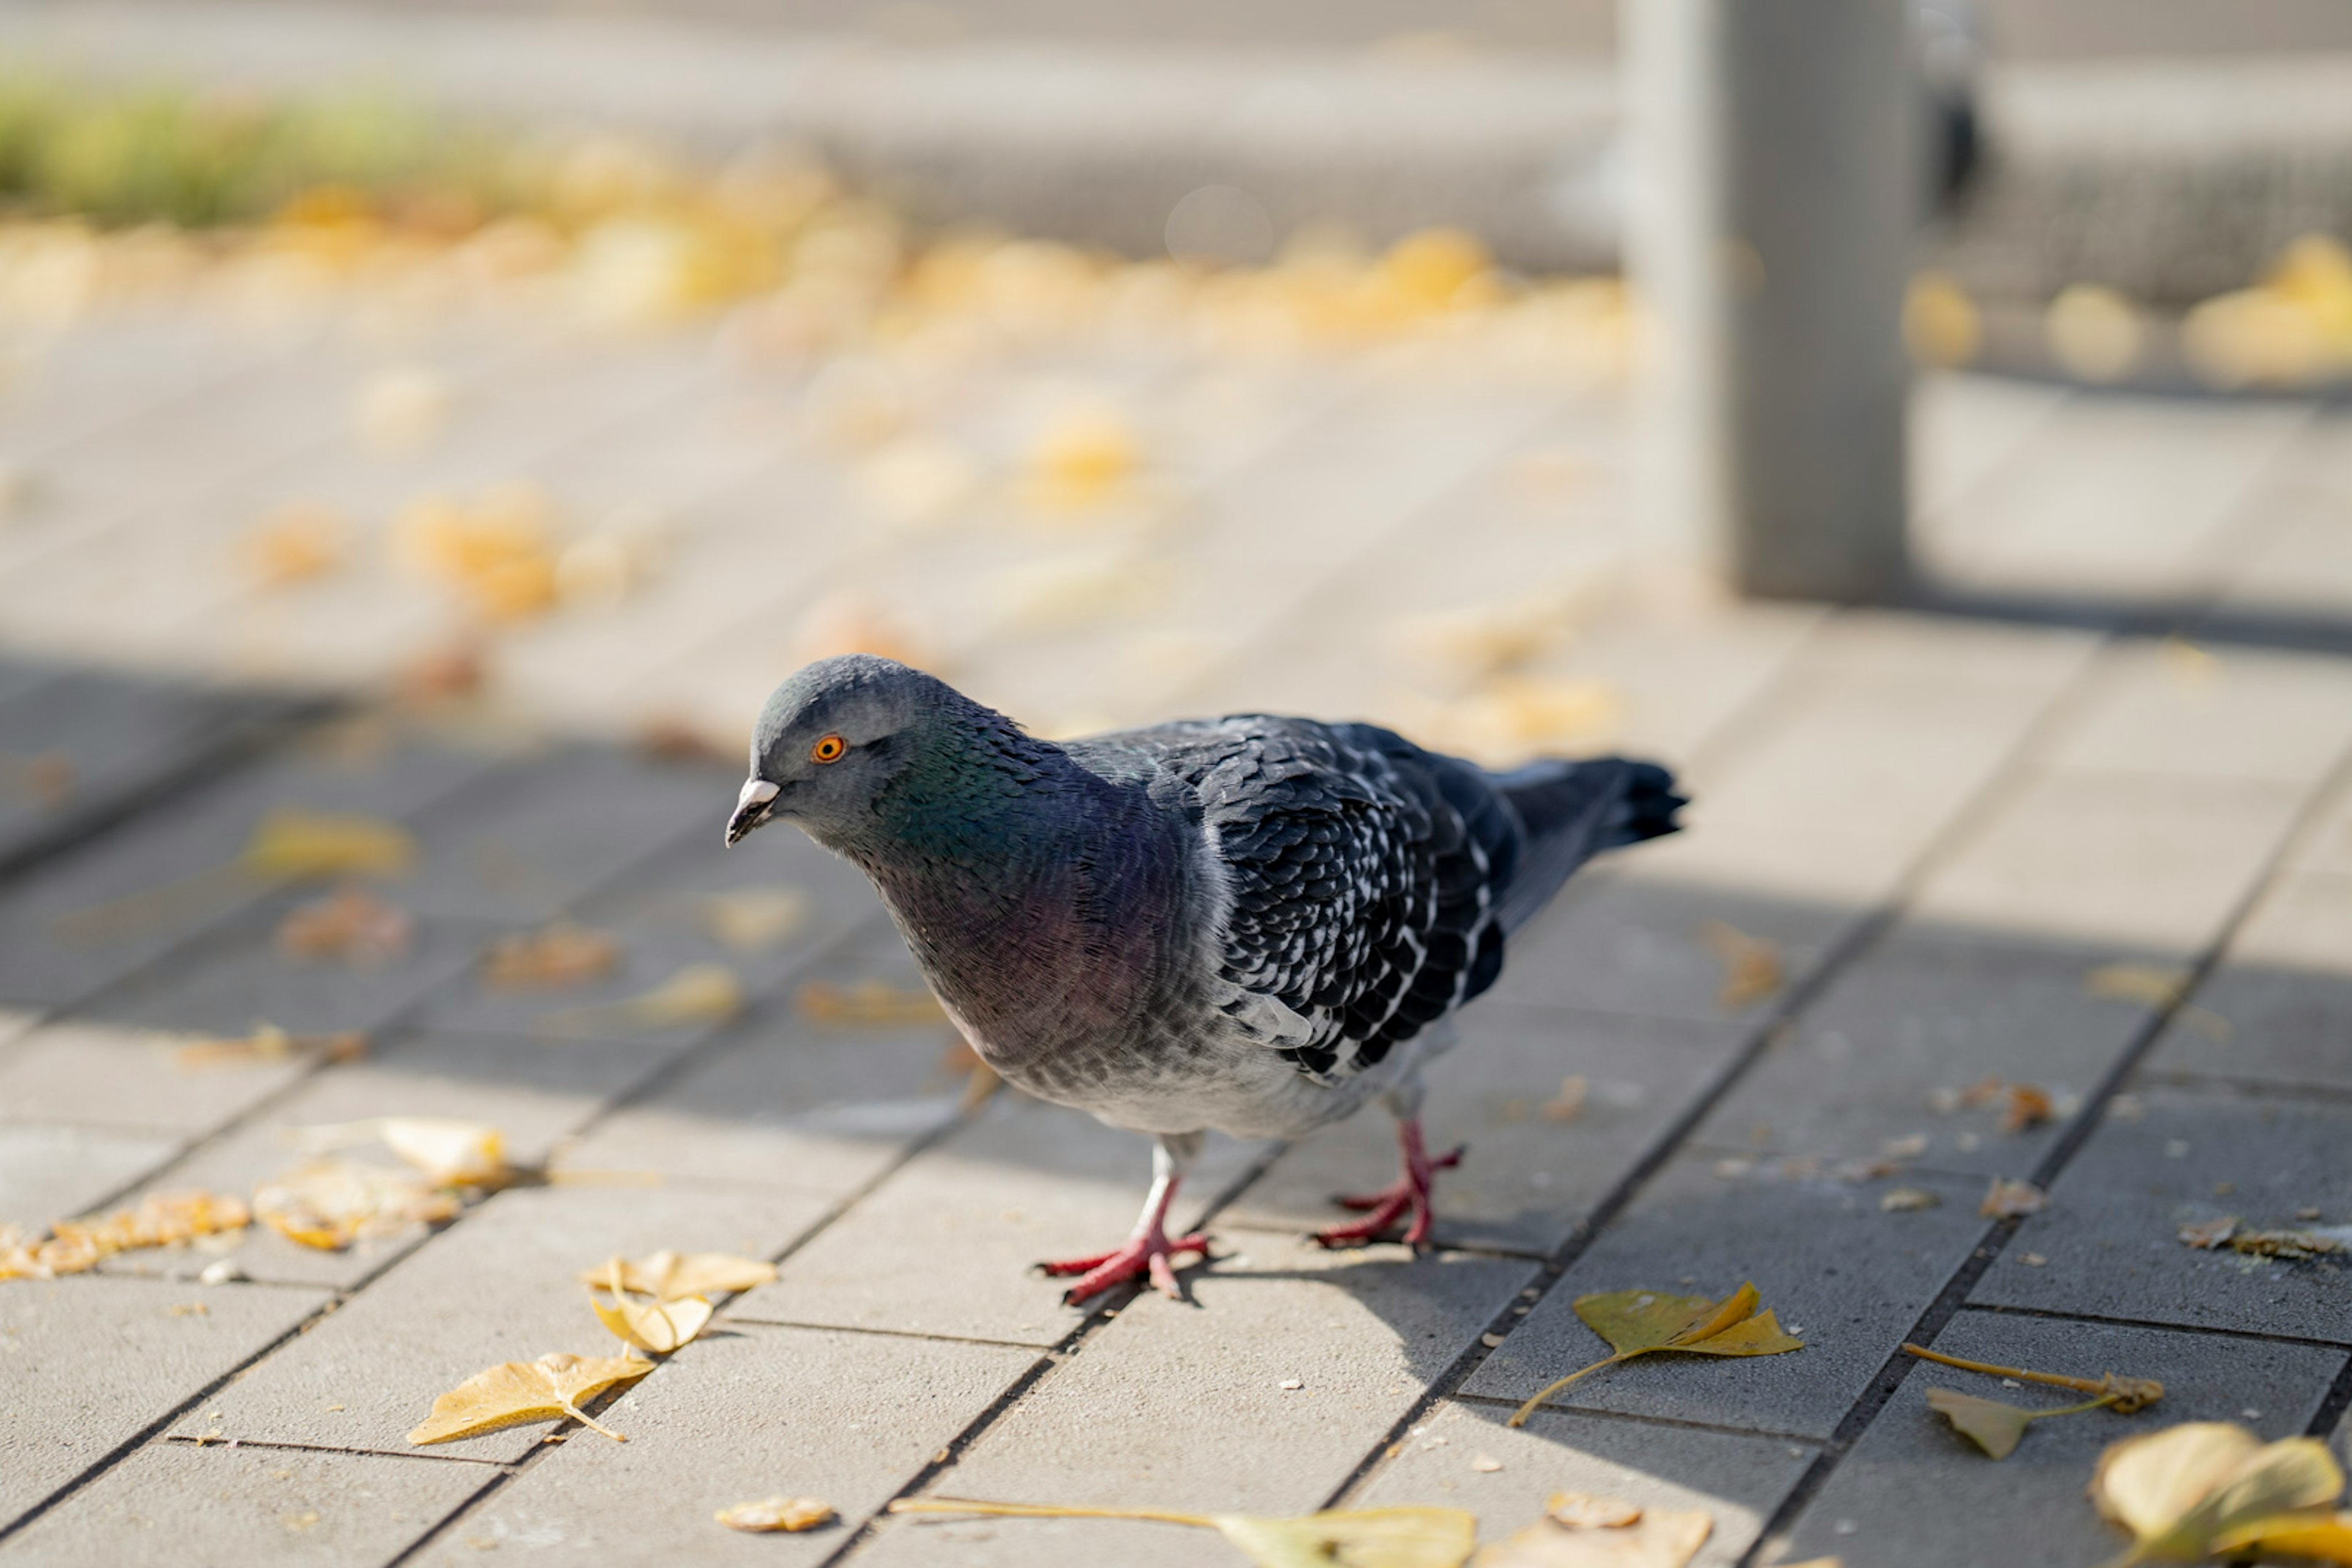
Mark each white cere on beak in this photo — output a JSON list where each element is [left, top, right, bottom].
[[738, 778, 780, 812]]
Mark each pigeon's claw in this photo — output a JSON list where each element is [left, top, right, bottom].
[[1038, 1230, 1212, 1305], [1313, 1122, 1461, 1250]]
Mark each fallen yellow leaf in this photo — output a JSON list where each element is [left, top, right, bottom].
[[796, 978, 946, 1027], [241, 810, 415, 883], [276, 886, 414, 965], [2092, 1422, 2345, 1565], [253, 1159, 460, 1250], [173, 1023, 367, 1071], [1698, 921, 1783, 1011], [1507, 1283, 1803, 1427], [480, 923, 622, 989], [243, 502, 350, 587], [1980, 1178, 2046, 1218], [589, 1258, 714, 1353], [1473, 1491, 1710, 1567], [701, 887, 810, 951], [2209, 1511, 2352, 1564], [0, 1191, 251, 1282], [716, 1497, 836, 1533], [576, 1249, 775, 1300], [379, 1118, 506, 1185], [888, 1498, 1476, 1568], [408, 1351, 652, 1444], [544, 963, 744, 1034], [2084, 963, 2231, 1041]]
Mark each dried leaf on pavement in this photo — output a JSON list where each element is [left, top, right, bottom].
[[2223, 1225, 2350, 1260], [240, 810, 416, 882], [578, 1249, 776, 1300], [701, 886, 810, 951], [1697, 921, 1782, 1011], [888, 1498, 1476, 1568], [1880, 1187, 1940, 1213], [1541, 1075, 1588, 1123], [1980, 1178, 2046, 1218], [1, 1191, 251, 1281], [2000, 1084, 2054, 1133], [480, 922, 622, 989], [1507, 1283, 1803, 1428], [717, 1497, 837, 1533], [1902, 1343, 2163, 1415], [2084, 963, 2232, 1041], [243, 502, 350, 587], [252, 1159, 461, 1250], [408, 1351, 652, 1444], [2177, 1215, 2237, 1250], [174, 1022, 367, 1071], [276, 886, 414, 964], [1473, 1492, 1711, 1567], [544, 963, 744, 1033], [292, 1117, 507, 1185], [796, 978, 947, 1027], [589, 1258, 714, 1353], [2091, 1422, 2348, 1565]]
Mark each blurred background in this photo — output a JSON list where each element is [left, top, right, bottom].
[[0, 0, 2346, 771]]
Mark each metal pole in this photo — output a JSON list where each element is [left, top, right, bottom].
[[1624, 0, 1915, 601]]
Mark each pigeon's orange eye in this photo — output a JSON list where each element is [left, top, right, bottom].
[[810, 734, 848, 764]]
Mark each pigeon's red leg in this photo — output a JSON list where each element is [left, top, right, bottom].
[[1035, 1156, 1210, 1305], [1314, 1118, 1462, 1249]]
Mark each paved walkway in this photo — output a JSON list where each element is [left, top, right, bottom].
[[0, 291, 2349, 1568]]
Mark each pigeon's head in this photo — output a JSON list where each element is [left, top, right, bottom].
[[726, 654, 964, 848]]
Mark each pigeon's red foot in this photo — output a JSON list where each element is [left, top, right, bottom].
[[1314, 1120, 1461, 1250], [1037, 1228, 1213, 1305]]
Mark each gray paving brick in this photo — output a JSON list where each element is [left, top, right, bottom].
[[1357, 1401, 1815, 1568], [731, 1096, 1261, 1347], [0, 1442, 493, 1568], [80, 905, 485, 1040], [0, 1274, 329, 1528], [1774, 1311, 2348, 1568], [1494, 875, 1858, 1027], [862, 1237, 1536, 1568], [394, 748, 723, 923], [170, 1183, 827, 1462], [0, 1123, 181, 1229], [414, 1322, 1038, 1567], [0, 1019, 314, 1136], [1464, 1154, 1991, 1439], [1224, 1007, 1746, 1255], [1911, 772, 2309, 954], [2146, 869, 2352, 1095], [550, 927, 968, 1205], [0, 720, 504, 1009], [1691, 925, 2151, 1180], [105, 1028, 693, 1290], [2048, 643, 2352, 787], [1969, 1085, 2352, 1342]]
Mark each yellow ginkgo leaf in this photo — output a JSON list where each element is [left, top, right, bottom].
[[589, 1259, 714, 1353], [576, 1249, 776, 1301], [379, 1118, 506, 1185], [2210, 1511, 2352, 1564], [2091, 1422, 2344, 1564], [409, 1352, 652, 1445], [544, 963, 744, 1034], [253, 1159, 460, 1250], [1471, 1494, 1711, 1567], [887, 1499, 1476, 1568], [240, 810, 415, 881], [716, 1496, 836, 1532], [1926, 1389, 2037, 1460], [1507, 1283, 1803, 1427], [480, 923, 622, 989]]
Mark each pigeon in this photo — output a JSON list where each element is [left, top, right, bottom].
[[726, 655, 1682, 1303]]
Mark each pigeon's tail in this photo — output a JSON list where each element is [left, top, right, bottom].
[[1489, 757, 1684, 932]]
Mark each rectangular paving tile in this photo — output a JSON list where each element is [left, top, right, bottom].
[[859, 1238, 1536, 1568], [171, 1183, 829, 1462], [0, 1018, 315, 1136], [1357, 1401, 1816, 1568], [1465, 1153, 1991, 1439], [104, 1028, 693, 1290], [1495, 873, 1858, 1028], [1690, 924, 2152, 1180], [1910, 771, 2308, 954], [0, 1442, 492, 1567], [0, 1274, 328, 1528], [731, 1096, 1261, 1348], [1774, 1311, 2348, 1568], [1969, 1084, 2352, 1343], [2146, 869, 2352, 1095], [0, 718, 505, 1010], [2048, 643, 2352, 788], [1223, 1006, 1746, 1255], [0, 1123, 183, 1229], [414, 1322, 1039, 1568]]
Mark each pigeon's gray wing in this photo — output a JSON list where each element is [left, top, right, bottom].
[[1077, 717, 1521, 1085]]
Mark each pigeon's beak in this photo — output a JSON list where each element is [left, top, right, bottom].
[[725, 778, 782, 846]]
